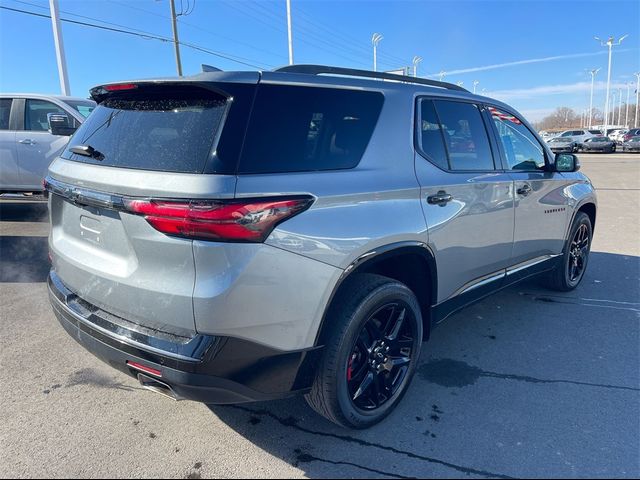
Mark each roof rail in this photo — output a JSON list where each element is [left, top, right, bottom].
[[273, 64, 468, 92]]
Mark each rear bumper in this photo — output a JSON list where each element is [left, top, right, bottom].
[[48, 270, 322, 404]]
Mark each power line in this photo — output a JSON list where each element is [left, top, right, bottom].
[[108, 0, 285, 63], [0, 4, 271, 69], [223, 0, 370, 67]]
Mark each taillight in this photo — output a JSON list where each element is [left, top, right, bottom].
[[123, 197, 314, 242]]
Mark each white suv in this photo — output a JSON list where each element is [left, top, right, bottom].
[[557, 129, 600, 149]]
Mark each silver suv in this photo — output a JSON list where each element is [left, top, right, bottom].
[[46, 66, 597, 428], [0, 94, 95, 194]]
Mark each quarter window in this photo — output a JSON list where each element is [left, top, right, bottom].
[[489, 107, 545, 171], [0, 99, 11, 130], [25, 99, 68, 132], [433, 100, 495, 171]]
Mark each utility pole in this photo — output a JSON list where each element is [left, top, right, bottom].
[[169, 0, 183, 76], [372, 33, 383, 71], [635, 72, 640, 128], [588, 68, 600, 128], [286, 0, 293, 65], [49, 0, 70, 95], [595, 34, 628, 131]]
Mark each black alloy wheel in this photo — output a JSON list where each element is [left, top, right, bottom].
[[568, 223, 590, 284], [346, 302, 417, 411]]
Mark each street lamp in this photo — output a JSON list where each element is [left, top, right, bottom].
[[412, 56, 423, 77], [595, 34, 629, 131], [438, 71, 446, 82], [456, 81, 464, 87], [587, 68, 600, 128], [473, 80, 479, 94], [372, 33, 383, 72]]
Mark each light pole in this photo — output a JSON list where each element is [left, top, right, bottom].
[[635, 72, 640, 128], [49, 0, 70, 94], [473, 80, 479, 94], [588, 68, 600, 128], [595, 34, 628, 131], [286, 0, 293, 65], [625, 82, 631, 127], [372, 33, 383, 72], [610, 90, 616, 127], [456, 81, 464, 87], [438, 71, 446, 82], [412, 56, 423, 77], [617, 88, 623, 125]]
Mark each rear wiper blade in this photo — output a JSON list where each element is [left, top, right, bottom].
[[70, 144, 105, 161]]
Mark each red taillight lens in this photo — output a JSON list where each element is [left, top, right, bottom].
[[104, 83, 138, 91], [123, 197, 314, 242]]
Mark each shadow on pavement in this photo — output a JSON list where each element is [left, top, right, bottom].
[[0, 236, 50, 282], [209, 251, 640, 479], [0, 202, 49, 222]]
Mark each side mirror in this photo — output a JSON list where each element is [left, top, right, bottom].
[[48, 113, 77, 136], [555, 153, 581, 172]]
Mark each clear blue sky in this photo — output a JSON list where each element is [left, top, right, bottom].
[[1, 0, 639, 122]]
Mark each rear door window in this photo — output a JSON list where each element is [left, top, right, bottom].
[[62, 89, 229, 173], [238, 84, 384, 174], [416, 99, 448, 170], [432, 100, 495, 171]]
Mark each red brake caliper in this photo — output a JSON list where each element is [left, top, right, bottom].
[[347, 353, 356, 381]]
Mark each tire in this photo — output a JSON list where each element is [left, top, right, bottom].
[[305, 273, 423, 429], [548, 212, 592, 291]]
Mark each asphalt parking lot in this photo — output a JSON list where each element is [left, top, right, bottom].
[[1, 153, 638, 479]]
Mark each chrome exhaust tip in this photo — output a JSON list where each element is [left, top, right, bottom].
[[137, 373, 181, 401]]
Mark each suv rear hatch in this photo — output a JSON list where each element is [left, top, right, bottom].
[[47, 78, 256, 336]]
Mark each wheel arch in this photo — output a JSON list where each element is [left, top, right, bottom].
[[315, 242, 437, 346]]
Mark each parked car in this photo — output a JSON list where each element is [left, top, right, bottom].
[[0, 94, 96, 194], [622, 128, 640, 143], [557, 129, 599, 148], [622, 136, 640, 152], [609, 129, 628, 144], [580, 136, 616, 153], [45, 65, 596, 429], [548, 137, 578, 153]]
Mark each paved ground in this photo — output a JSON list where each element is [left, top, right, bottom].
[[1, 153, 638, 478]]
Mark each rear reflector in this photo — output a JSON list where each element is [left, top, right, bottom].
[[123, 197, 314, 242], [104, 83, 138, 91], [127, 361, 162, 377]]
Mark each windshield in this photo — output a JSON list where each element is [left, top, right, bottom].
[[552, 138, 571, 143], [631, 137, 640, 142], [62, 100, 96, 118]]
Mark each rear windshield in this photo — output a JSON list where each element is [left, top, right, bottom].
[[62, 90, 228, 173], [238, 84, 384, 174]]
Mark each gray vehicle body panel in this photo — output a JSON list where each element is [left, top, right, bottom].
[[47, 69, 597, 354]]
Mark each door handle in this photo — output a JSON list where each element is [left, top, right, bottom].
[[517, 183, 532, 196], [18, 139, 36, 145], [427, 191, 453, 206]]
